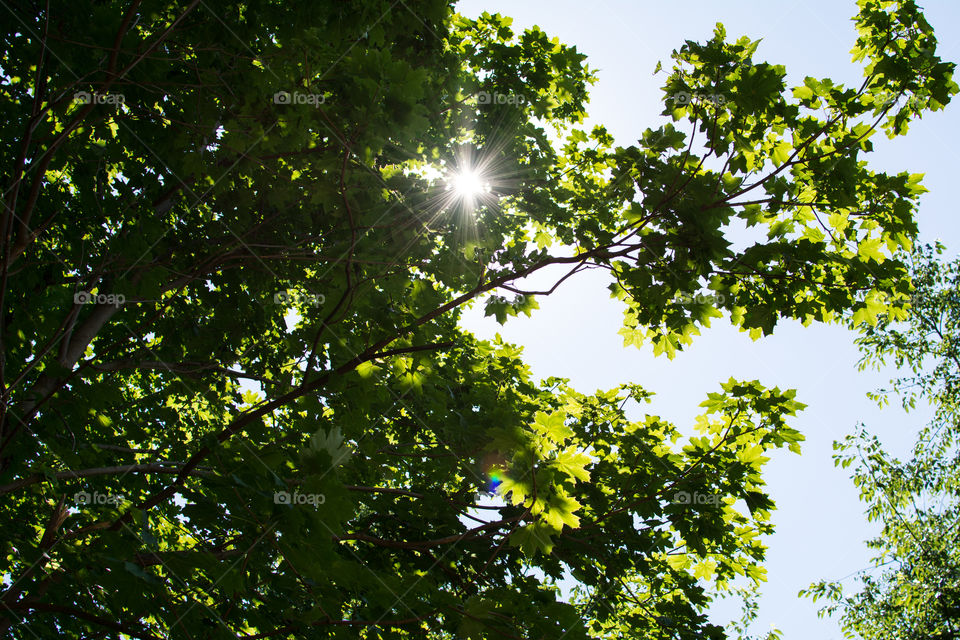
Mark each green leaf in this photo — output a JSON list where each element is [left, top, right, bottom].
[[509, 522, 556, 556], [551, 446, 592, 482], [355, 361, 381, 378], [771, 141, 792, 166], [858, 237, 886, 263], [532, 410, 574, 442], [737, 445, 766, 464]]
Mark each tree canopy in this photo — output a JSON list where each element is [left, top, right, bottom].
[[0, 0, 955, 638], [804, 243, 960, 639]]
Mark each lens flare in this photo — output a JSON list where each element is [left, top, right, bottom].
[[480, 452, 508, 495], [487, 471, 503, 494]]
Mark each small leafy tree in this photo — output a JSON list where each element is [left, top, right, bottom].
[[803, 244, 960, 639], [0, 0, 954, 638]]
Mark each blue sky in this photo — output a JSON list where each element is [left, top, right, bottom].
[[454, 1, 960, 637]]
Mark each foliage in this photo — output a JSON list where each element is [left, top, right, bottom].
[[0, 0, 954, 638], [803, 244, 960, 639], [723, 584, 782, 640]]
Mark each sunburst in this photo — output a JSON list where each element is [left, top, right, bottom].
[[408, 137, 526, 249], [446, 164, 492, 212]]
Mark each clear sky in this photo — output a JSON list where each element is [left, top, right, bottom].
[[453, 1, 960, 637]]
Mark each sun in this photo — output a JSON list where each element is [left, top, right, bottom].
[[450, 168, 487, 199], [421, 144, 510, 222], [447, 167, 490, 206]]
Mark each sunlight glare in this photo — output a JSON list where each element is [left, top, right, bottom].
[[450, 168, 488, 199]]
